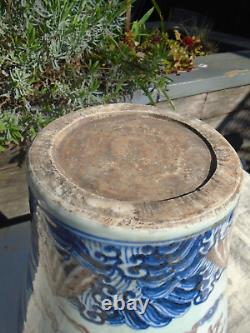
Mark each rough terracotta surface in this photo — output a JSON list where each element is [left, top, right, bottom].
[[27, 103, 243, 233]]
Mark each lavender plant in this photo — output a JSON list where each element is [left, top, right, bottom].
[[0, 0, 205, 151], [0, 0, 130, 149]]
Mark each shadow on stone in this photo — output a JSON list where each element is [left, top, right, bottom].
[[0, 211, 30, 229], [216, 91, 250, 172]]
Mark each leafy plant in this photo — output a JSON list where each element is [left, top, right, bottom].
[[131, 7, 155, 43], [0, 0, 207, 151], [151, 0, 165, 32], [0, 0, 127, 149], [0, 113, 23, 151], [164, 30, 206, 73]]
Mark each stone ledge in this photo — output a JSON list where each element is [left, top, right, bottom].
[[157, 85, 250, 121], [130, 51, 250, 104]]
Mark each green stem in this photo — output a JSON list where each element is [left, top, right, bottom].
[[5, 0, 12, 16], [151, 0, 165, 32]]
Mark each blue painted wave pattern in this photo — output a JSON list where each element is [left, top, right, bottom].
[[33, 202, 233, 330]]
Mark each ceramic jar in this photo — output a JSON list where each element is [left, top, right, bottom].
[[21, 104, 243, 333]]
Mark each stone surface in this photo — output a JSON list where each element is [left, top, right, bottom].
[[166, 51, 250, 99], [156, 93, 206, 119], [0, 221, 31, 333], [205, 115, 228, 129], [201, 85, 250, 120], [0, 148, 19, 169], [0, 163, 29, 220], [130, 52, 250, 104], [157, 85, 250, 122]]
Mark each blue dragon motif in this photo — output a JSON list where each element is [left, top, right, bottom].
[[36, 206, 233, 330]]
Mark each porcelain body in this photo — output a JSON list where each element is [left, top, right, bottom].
[[20, 195, 235, 333], [21, 104, 243, 333]]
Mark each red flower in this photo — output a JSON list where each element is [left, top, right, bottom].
[[182, 36, 194, 47]]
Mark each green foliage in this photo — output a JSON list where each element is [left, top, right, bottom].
[[151, 0, 165, 32], [0, 0, 127, 149], [164, 30, 206, 73], [131, 7, 155, 43], [0, 112, 23, 151], [0, 0, 206, 150]]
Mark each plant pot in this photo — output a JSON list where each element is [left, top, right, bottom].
[[21, 103, 243, 333]]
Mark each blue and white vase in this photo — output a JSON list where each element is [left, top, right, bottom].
[[21, 104, 243, 333]]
